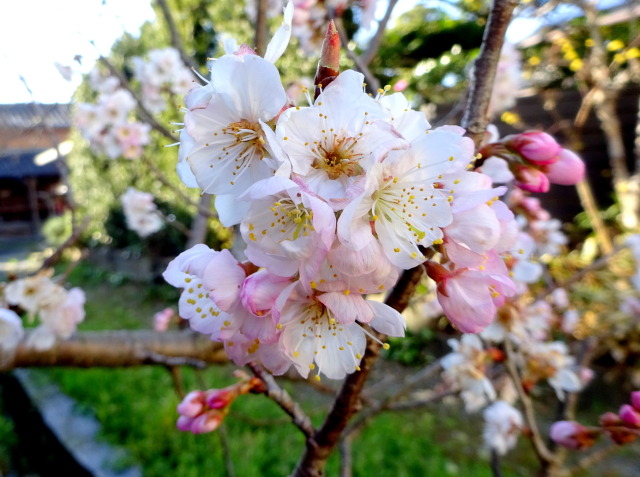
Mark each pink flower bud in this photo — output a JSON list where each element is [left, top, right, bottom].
[[177, 390, 206, 418], [176, 415, 195, 432], [631, 391, 640, 411], [506, 131, 561, 165], [550, 420, 597, 450], [153, 307, 175, 332], [599, 412, 622, 427], [205, 387, 236, 410], [544, 149, 585, 186], [393, 79, 408, 92], [190, 411, 223, 434], [619, 404, 640, 428], [514, 166, 550, 193]]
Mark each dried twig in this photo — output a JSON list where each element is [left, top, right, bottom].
[[504, 339, 557, 466]]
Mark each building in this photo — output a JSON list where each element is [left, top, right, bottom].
[[0, 103, 71, 237]]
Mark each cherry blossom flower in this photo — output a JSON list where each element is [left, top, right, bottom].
[[163, 244, 239, 339], [180, 54, 287, 200], [441, 334, 496, 412], [274, 70, 407, 210], [0, 308, 24, 352], [483, 401, 523, 455], [276, 281, 404, 379], [120, 188, 164, 238]]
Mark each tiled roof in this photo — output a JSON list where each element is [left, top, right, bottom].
[[0, 103, 71, 130], [0, 149, 60, 179]]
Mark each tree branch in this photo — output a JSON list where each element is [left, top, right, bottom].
[[360, 0, 400, 66], [154, 0, 200, 72], [4, 330, 227, 370], [461, 0, 519, 147], [504, 339, 557, 467]]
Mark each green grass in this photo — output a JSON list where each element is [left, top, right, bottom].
[[33, 261, 529, 476]]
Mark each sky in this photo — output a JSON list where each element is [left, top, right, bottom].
[[0, 0, 155, 104], [0, 0, 541, 105]]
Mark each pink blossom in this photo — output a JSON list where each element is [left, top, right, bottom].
[[506, 131, 561, 165], [543, 148, 585, 185], [632, 391, 640, 411], [514, 165, 550, 193], [393, 79, 408, 92], [619, 404, 640, 428], [177, 391, 206, 418], [153, 307, 175, 332], [0, 308, 24, 352], [550, 421, 597, 449]]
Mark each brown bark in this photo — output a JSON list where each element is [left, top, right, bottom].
[[3, 330, 227, 370], [461, 0, 519, 147]]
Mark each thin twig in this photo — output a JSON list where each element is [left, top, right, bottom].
[[167, 365, 186, 398], [140, 155, 216, 218], [248, 362, 315, 439], [339, 434, 353, 477], [96, 54, 179, 143], [490, 449, 504, 477], [36, 215, 91, 273], [504, 339, 556, 466], [565, 443, 624, 477], [218, 423, 236, 477], [360, 0, 400, 67], [345, 360, 442, 435], [154, 0, 200, 72]]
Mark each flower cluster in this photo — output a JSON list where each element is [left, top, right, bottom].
[[76, 47, 194, 160], [176, 373, 266, 433], [120, 187, 164, 238], [132, 47, 195, 114], [75, 87, 151, 160], [480, 130, 585, 193], [3, 273, 85, 350], [164, 5, 523, 379], [551, 391, 640, 449]]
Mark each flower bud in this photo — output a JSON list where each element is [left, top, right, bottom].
[[550, 420, 597, 450], [191, 411, 224, 434], [544, 149, 585, 186], [631, 391, 640, 411], [176, 415, 195, 432], [506, 131, 561, 165], [514, 166, 550, 193], [205, 387, 237, 410], [619, 404, 640, 428], [177, 390, 206, 418]]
